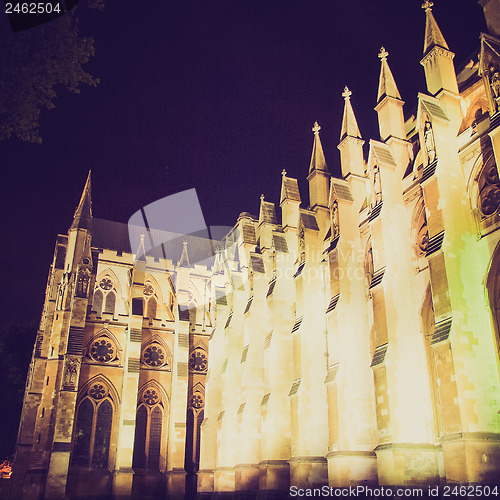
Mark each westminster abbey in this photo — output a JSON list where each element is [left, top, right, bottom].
[[9, 1, 500, 498]]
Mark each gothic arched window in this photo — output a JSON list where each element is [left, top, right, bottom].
[[132, 388, 164, 470], [72, 382, 115, 469], [92, 276, 117, 316]]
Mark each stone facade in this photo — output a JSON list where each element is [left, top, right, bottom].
[[10, 2, 500, 499]]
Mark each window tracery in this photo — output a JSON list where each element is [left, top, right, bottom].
[[72, 380, 115, 469], [92, 275, 117, 316], [143, 345, 164, 367], [189, 349, 207, 372], [89, 337, 117, 364], [133, 385, 165, 470]]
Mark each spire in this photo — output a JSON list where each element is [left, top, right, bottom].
[[309, 121, 329, 174], [179, 239, 190, 267], [420, 1, 458, 95], [422, 1, 449, 56], [70, 171, 92, 231], [340, 86, 362, 140], [377, 47, 402, 104]]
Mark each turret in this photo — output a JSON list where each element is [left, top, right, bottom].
[[338, 86, 365, 179], [374, 47, 405, 142], [420, 1, 458, 96], [280, 169, 301, 231]]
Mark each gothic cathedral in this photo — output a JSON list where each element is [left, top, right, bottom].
[[10, 2, 500, 498]]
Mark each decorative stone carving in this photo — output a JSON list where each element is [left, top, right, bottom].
[[331, 199, 340, 238], [299, 227, 305, 261], [63, 357, 81, 389], [373, 165, 382, 205], [76, 267, 91, 298], [423, 121, 436, 164], [144, 283, 154, 296]]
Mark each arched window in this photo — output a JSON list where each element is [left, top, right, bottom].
[[92, 276, 117, 316], [72, 382, 115, 468], [132, 388, 165, 470]]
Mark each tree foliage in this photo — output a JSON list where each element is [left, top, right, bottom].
[[0, 4, 101, 143], [0, 323, 37, 460]]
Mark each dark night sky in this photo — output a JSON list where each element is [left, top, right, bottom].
[[0, 0, 487, 328]]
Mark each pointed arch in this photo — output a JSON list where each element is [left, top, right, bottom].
[[133, 380, 169, 471], [141, 335, 172, 370], [137, 379, 169, 406], [144, 274, 163, 305], [72, 375, 119, 469], [94, 268, 122, 317], [78, 374, 120, 405], [85, 329, 123, 365], [459, 97, 489, 135], [95, 268, 122, 298]]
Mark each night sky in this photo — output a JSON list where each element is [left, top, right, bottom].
[[0, 0, 487, 329]]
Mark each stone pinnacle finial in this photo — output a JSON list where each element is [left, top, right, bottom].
[[312, 121, 321, 134], [378, 47, 389, 61], [260, 194, 265, 201], [282, 169, 287, 177], [421, 0, 433, 11], [342, 86, 352, 100]]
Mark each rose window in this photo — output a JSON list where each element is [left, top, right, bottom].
[[99, 278, 113, 290], [144, 284, 154, 296], [479, 164, 500, 217], [190, 394, 203, 409], [189, 350, 207, 371], [143, 345, 165, 367], [90, 338, 116, 363], [143, 389, 159, 406], [89, 384, 107, 400]]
